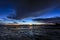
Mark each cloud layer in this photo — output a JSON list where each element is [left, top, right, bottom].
[[4, 0, 60, 19]]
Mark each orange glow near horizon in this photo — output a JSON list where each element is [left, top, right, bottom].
[[4, 22, 55, 25]]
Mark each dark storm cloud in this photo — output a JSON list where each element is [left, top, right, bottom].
[[0, 0, 13, 8], [6, 0, 60, 19]]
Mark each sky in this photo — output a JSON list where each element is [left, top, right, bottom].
[[0, 0, 60, 23]]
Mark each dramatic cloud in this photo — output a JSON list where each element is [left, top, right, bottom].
[[6, 0, 60, 20], [33, 17, 60, 24]]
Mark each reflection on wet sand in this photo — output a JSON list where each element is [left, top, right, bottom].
[[1, 23, 60, 40]]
